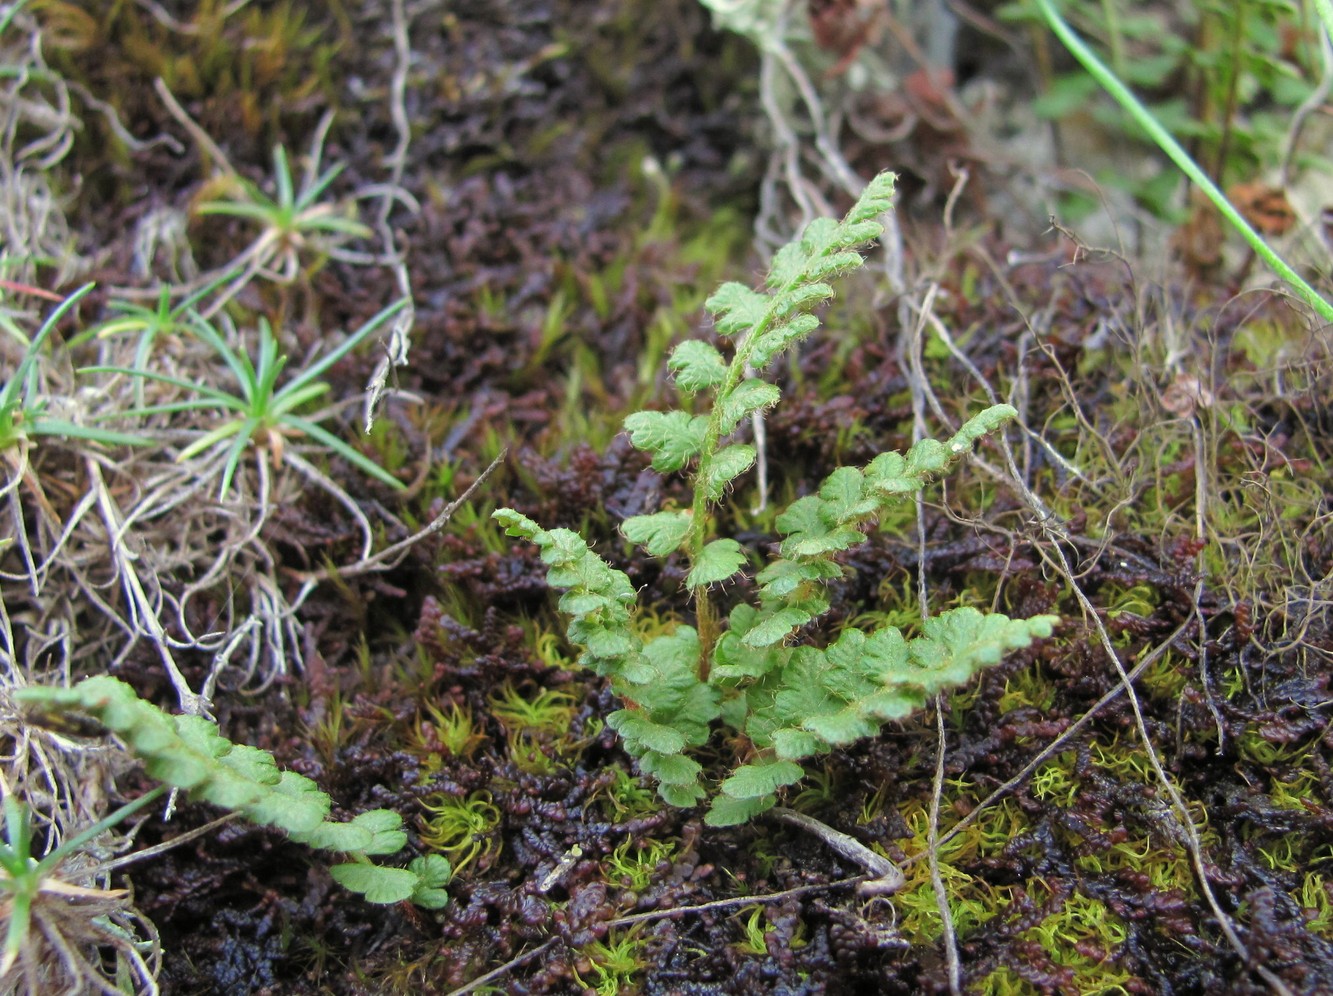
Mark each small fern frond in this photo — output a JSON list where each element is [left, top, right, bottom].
[[17, 677, 450, 907]]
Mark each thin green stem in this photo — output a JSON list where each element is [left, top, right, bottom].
[[1033, 0, 1333, 324], [685, 281, 788, 672], [1211, 3, 1247, 184], [686, 385, 740, 668]]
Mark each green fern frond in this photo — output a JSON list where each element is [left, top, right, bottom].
[[16, 677, 450, 907], [494, 170, 1057, 826]]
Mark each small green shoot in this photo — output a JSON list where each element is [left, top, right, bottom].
[[732, 904, 805, 956], [488, 683, 576, 735], [85, 299, 409, 496], [604, 837, 674, 893], [734, 905, 770, 956], [72, 268, 241, 392], [596, 766, 661, 821], [412, 702, 487, 761], [0, 256, 64, 348], [195, 143, 373, 284]]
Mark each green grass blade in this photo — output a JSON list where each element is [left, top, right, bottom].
[[4, 798, 31, 865], [270, 381, 330, 418], [273, 146, 295, 209], [296, 161, 346, 210], [186, 314, 254, 392], [80, 365, 240, 405], [91, 315, 153, 339], [282, 297, 409, 397], [253, 320, 287, 405], [284, 415, 404, 488], [1317, 0, 1333, 46], [177, 418, 246, 462], [218, 421, 260, 497], [28, 417, 148, 447], [6, 284, 94, 407], [33, 786, 168, 877], [300, 215, 374, 239], [0, 0, 33, 35], [174, 265, 248, 314], [101, 399, 236, 419], [195, 199, 276, 221], [1, 889, 31, 975]]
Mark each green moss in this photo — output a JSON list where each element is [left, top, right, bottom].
[[998, 892, 1131, 995], [45, 0, 340, 157], [894, 862, 1009, 943], [604, 837, 675, 893], [887, 728, 1215, 984], [488, 683, 576, 736], [418, 791, 501, 873], [409, 703, 487, 765], [1030, 752, 1080, 807], [1256, 834, 1301, 873], [488, 683, 582, 773], [892, 796, 1027, 943], [1034, 892, 1128, 967], [1300, 870, 1333, 938], [1267, 766, 1324, 813], [734, 826, 780, 881], [732, 905, 770, 956], [1066, 737, 1215, 895], [977, 965, 1031, 996], [1074, 828, 1197, 895], [1089, 735, 1164, 788], [731, 904, 806, 956], [447, 500, 510, 557], [595, 765, 659, 821], [506, 729, 565, 775], [1103, 582, 1160, 621], [303, 687, 352, 767], [788, 767, 839, 812], [525, 625, 576, 671], [998, 665, 1058, 715], [1234, 734, 1327, 843], [575, 927, 648, 996], [1139, 651, 1188, 700]]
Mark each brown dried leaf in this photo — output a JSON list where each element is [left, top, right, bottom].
[[1228, 181, 1296, 237]]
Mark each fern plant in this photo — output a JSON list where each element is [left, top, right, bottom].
[[495, 172, 1058, 826], [16, 677, 450, 907]]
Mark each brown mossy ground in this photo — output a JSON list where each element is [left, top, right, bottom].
[[7, 0, 1333, 993]]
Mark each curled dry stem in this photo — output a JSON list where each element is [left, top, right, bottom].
[[770, 807, 904, 896]]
